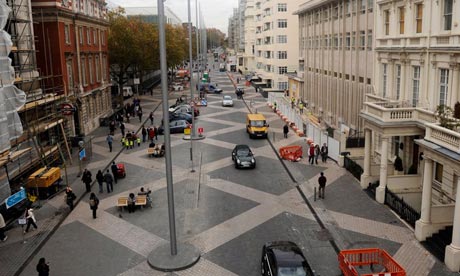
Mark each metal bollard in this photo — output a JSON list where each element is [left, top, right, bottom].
[[273, 132, 275, 142], [314, 187, 317, 201]]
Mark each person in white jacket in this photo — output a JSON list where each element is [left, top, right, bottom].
[[0, 213, 7, 241], [24, 208, 37, 233]]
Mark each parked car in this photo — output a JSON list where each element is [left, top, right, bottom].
[[261, 241, 314, 276], [158, 119, 191, 134], [232, 144, 256, 169], [169, 112, 193, 123], [222, 95, 234, 107], [169, 104, 200, 117], [122, 86, 134, 98]]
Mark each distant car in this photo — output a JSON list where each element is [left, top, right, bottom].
[[158, 119, 191, 134], [222, 95, 234, 107], [261, 241, 314, 276], [232, 144, 256, 169], [169, 112, 193, 123]]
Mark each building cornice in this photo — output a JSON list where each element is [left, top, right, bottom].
[[32, 7, 109, 26]]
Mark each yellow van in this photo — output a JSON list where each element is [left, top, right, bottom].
[[246, 113, 269, 138]]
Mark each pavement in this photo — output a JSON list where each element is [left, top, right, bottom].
[[0, 66, 458, 276]]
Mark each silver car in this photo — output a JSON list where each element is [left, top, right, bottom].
[[222, 95, 234, 107]]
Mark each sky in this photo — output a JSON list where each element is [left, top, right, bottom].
[[107, 0, 239, 35]]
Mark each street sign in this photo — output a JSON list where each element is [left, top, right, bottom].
[[79, 148, 86, 161], [198, 127, 204, 135], [184, 128, 191, 135], [134, 78, 140, 85], [6, 188, 26, 209], [61, 103, 75, 116]]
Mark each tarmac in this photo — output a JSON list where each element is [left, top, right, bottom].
[[0, 69, 458, 276]]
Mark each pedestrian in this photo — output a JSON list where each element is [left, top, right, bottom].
[[142, 126, 147, 143], [138, 108, 143, 122], [153, 126, 158, 140], [273, 101, 277, 112], [148, 127, 155, 142], [0, 212, 7, 242], [126, 112, 130, 123], [127, 193, 136, 213], [89, 193, 99, 219], [81, 169, 92, 192], [318, 172, 327, 199], [106, 134, 113, 152], [96, 170, 104, 193], [291, 97, 295, 108], [111, 161, 118, 184], [104, 170, 114, 193], [36, 257, 50, 276], [137, 136, 141, 147], [299, 102, 304, 114], [109, 120, 116, 135], [120, 122, 125, 136], [283, 123, 289, 138], [24, 208, 37, 233], [124, 136, 130, 149], [149, 112, 154, 125], [65, 186, 76, 211], [321, 143, 328, 163], [308, 143, 315, 165], [314, 144, 321, 165]]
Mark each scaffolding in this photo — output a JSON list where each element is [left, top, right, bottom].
[[0, 0, 71, 203]]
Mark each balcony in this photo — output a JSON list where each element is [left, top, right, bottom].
[[425, 123, 460, 153], [362, 101, 436, 125]]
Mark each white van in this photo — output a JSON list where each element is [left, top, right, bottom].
[[122, 86, 133, 98]]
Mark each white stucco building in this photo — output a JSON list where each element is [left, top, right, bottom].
[[360, 0, 460, 270]]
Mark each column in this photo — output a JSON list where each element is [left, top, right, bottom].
[[445, 177, 460, 271], [415, 158, 433, 241], [376, 137, 389, 203], [361, 128, 372, 188], [450, 65, 459, 106]]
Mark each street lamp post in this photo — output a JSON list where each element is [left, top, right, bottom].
[[188, 0, 195, 173]]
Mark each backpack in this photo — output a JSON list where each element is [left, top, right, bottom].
[[90, 198, 98, 207]]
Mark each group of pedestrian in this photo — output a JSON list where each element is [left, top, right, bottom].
[[307, 142, 328, 165], [96, 165, 117, 194], [121, 131, 140, 149], [124, 98, 143, 123]]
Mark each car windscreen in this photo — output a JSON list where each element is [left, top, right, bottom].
[[250, 120, 266, 127], [277, 266, 307, 276], [223, 96, 232, 100], [237, 149, 251, 156]]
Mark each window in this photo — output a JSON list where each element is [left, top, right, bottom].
[[79, 27, 83, 44], [435, 163, 443, 183], [412, 66, 420, 106], [278, 82, 288, 90], [346, 32, 351, 50], [277, 35, 287, 43], [278, 19, 287, 28], [64, 24, 70, 44], [359, 31, 365, 50], [333, 34, 339, 49], [278, 3, 287, 12], [396, 65, 401, 100], [368, 0, 373, 11], [439, 69, 449, 105], [360, 0, 366, 12], [399, 7, 405, 34], [88, 57, 93, 84], [382, 64, 387, 97], [95, 56, 100, 82], [278, 66, 287, 74], [415, 4, 423, 33], [352, 31, 356, 49], [367, 30, 372, 50], [278, 51, 287, 59], [101, 30, 105, 45], [384, 10, 390, 35], [443, 0, 453, 30], [87, 28, 91, 44], [346, 0, 351, 15], [81, 57, 87, 86], [93, 29, 97, 45], [102, 55, 107, 81], [66, 59, 73, 92]]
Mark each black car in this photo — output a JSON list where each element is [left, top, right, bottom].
[[261, 241, 314, 276], [232, 144, 256, 169]]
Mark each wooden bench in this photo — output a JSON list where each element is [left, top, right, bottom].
[[135, 195, 147, 209], [117, 197, 128, 211]]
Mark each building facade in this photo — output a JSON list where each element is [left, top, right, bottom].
[[242, 0, 256, 74], [360, 0, 460, 270], [253, 0, 301, 91], [295, 0, 374, 136], [32, 0, 112, 136]]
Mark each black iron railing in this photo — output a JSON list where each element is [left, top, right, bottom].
[[366, 181, 379, 198], [346, 137, 365, 148], [343, 155, 364, 180], [384, 187, 421, 227]]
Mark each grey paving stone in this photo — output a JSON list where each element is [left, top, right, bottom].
[[211, 129, 269, 149]]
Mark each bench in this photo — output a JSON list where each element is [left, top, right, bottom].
[[135, 195, 148, 209], [117, 197, 128, 211]]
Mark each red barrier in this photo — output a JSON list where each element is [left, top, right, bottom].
[[279, 146, 303, 162]]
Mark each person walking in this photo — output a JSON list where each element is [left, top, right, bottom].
[[314, 144, 321, 165], [127, 193, 136, 213], [153, 126, 158, 140], [318, 172, 327, 199], [109, 120, 116, 135], [24, 208, 38, 233], [138, 108, 143, 122], [89, 193, 99, 219], [321, 143, 328, 163], [36, 257, 50, 276], [308, 143, 315, 165], [81, 169, 92, 192], [120, 122, 125, 137], [283, 123, 289, 138], [142, 126, 147, 143], [96, 170, 104, 193], [106, 134, 113, 152], [0, 212, 7, 242], [149, 112, 154, 125], [148, 127, 154, 142], [65, 187, 76, 211], [299, 102, 304, 114], [111, 161, 118, 184], [104, 170, 114, 193]]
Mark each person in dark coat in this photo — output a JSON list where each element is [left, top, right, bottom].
[[111, 161, 118, 184], [96, 170, 104, 193], [104, 170, 114, 193], [65, 187, 76, 210], [283, 123, 289, 138], [89, 193, 99, 219], [81, 169, 92, 192], [141, 126, 147, 143], [318, 172, 327, 199], [120, 122, 125, 137], [36, 257, 50, 276]]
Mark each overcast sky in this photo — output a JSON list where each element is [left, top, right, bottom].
[[107, 0, 239, 35]]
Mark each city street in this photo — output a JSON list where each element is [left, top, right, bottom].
[[11, 66, 458, 276]]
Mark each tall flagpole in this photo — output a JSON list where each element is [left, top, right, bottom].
[[188, 0, 195, 172]]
